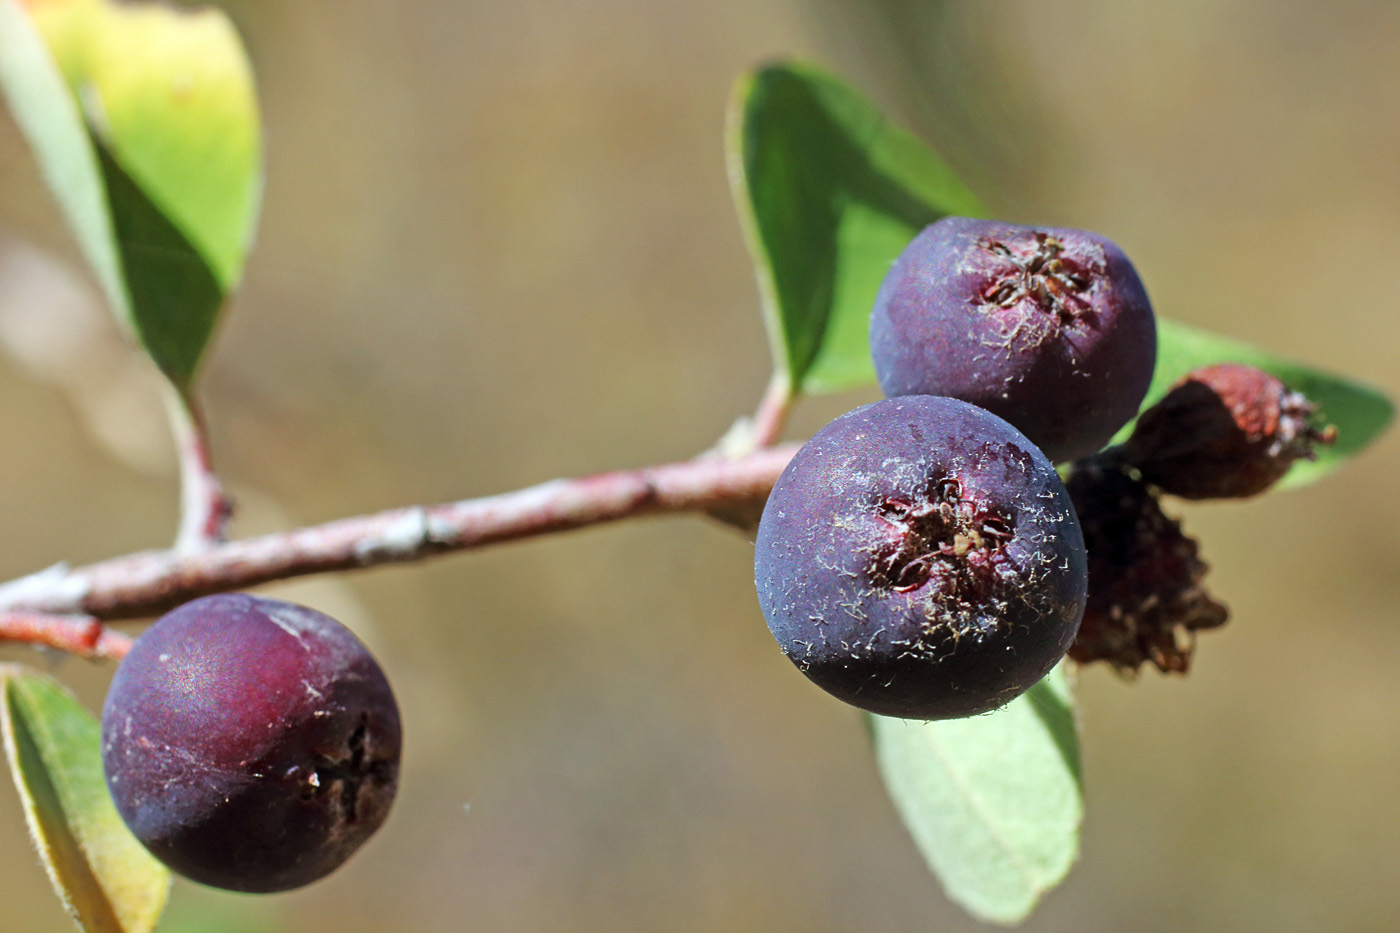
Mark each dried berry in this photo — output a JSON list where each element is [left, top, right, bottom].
[[102, 594, 402, 893], [1123, 363, 1336, 499], [870, 216, 1157, 462], [1065, 458, 1228, 674], [754, 396, 1087, 720]]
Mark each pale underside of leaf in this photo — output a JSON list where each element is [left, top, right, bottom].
[[871, 666, 1082, 926]]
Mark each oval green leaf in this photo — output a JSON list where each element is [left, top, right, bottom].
[[871, 665, 1082, 926], [1120, 318, 1395, 489], [0, 0, 262, 387], [0, 665, 170, 933], [727, 60, 984, 394]]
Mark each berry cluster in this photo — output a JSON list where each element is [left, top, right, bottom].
[[97, 219, 1336, 896], [755, 217, 1333, 717]]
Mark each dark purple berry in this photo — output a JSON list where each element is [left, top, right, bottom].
[[101, 594, 402, 893], [870, 216, 1157, 463], [754, 396, 1087, 720], [1122, 363, 1336, 499], [1064, 458, 1228, 674]]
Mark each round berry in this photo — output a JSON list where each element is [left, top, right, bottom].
[[870, 216, 1157, 462], [754, 396, 1087, 720], [101, 594, 402, 893]]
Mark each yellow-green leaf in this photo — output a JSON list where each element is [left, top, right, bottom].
[[0, 0, 262, 387], [39, 0, 261, 291], [0, 665, 170, 933]]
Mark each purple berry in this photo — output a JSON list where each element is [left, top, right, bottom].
[[754, 396, 1087, 720], [870, 216, 1157, 462], [101, 594, 402, 893]]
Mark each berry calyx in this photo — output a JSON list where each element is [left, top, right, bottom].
[[978, 231, 1092, 325]]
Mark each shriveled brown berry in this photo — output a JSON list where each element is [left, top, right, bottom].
[[1065, 458, 1228, 674], [1123, 363, 1336, 499]]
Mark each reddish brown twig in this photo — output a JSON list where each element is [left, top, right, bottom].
[[0, 445, 798, 627], [0, 610, 133, 660]]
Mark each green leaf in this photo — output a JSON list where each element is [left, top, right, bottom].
[[871, 665, 1082, 926], [95, 132, 226, 388], [727, 60, 984, 394], [0, 0, 262, 387], [1121, 318, 1395, 489], [1, 665, 170, 933]]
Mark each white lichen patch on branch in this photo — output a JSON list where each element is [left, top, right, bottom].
[[352, 507, 431, 563]]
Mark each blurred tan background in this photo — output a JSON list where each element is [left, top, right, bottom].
[[1, 1, 1398, 930]]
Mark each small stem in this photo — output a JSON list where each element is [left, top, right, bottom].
[[167, 388, 233, 553], [711, 373, 794, 459], [0, 444, 799, 625], [749, 372, 794, 449], [0, 611, 132, 660]]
